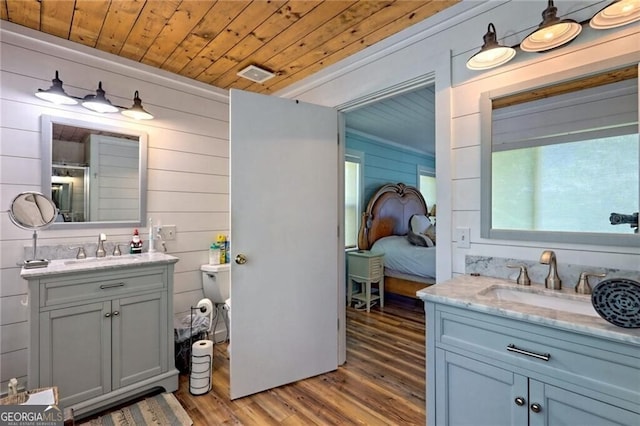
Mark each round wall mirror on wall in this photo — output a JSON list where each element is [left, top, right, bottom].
[[8, 191, 58, 268]]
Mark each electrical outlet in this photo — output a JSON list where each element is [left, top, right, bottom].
[[456, 227, 471, 249], [159, 225, 177, 241]]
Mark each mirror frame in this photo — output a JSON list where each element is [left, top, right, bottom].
[[41, 114, 148, 229], [480, 60, 639, 248]]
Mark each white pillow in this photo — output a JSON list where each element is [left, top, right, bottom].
[[410, 214, 431, 234]]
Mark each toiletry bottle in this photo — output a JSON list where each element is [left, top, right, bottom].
[[216, 234, 227, 264], [209, 243, 221, 265], [225, 237, 230, 264]]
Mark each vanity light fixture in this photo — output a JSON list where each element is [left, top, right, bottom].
[[34, 71, 78, 105], [469, 0, 639, 72], [34, 71, 154, 120], [520, 0, 582, 52], [121, 91, 154, 120], [81, 82, 119, 113], [466, 23, 516, 70], [590, 0, 640, 29]]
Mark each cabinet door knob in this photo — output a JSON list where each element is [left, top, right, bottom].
[[514, 397, 526, 406], [104, 312, 111, 318], [112, 311, 120, 316], [530, 403, 542, 413]]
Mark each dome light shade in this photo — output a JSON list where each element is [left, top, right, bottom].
[[520, 0, 582, 52], [590, 0, 640, 29], [82, 82, 119, 113], [121, 91, 154, 120], [34, 71, 78, 105], [467, 23, 517, 70]]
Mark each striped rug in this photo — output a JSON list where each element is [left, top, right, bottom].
[[80, 393, 192, 426]]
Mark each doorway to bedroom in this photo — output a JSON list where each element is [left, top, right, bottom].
[[343, 82, 437, 308]]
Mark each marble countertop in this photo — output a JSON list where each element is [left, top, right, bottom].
[[418, 275, 640, 345], [21, 252, 179, 279]]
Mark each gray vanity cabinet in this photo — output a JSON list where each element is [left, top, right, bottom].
[[25, 260, 178, 417], [427, 303, 640, 426]]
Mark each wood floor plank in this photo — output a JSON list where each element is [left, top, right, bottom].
[[90, 293, 426, 425]]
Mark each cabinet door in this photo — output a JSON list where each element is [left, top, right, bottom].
[[435, 349, 528, 426], [39, 301, 111, 406], [111, 292, 167, 389], [529, 380, 640, 426]]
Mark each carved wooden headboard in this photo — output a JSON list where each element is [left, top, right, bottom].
[[357, 183, 428, 250]]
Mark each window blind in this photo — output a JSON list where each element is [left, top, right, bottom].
[[492, 78, 638, 152]]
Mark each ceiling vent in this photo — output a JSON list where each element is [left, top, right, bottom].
[[237, 65, 276, 84]]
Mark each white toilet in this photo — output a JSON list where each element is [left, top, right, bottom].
[[200, 263, 231, 343]]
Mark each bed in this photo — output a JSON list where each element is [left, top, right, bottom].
[[357, 183, 436, 298]]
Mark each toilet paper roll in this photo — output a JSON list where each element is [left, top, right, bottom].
[[196, 298, 214, 316], [196, 298, 214, 333], [190, 340, 213, 395]]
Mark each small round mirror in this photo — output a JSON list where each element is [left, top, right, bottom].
[[8, 192, 58, 230]]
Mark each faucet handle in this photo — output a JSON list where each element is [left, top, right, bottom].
[[507, 264, 531, 286], [113, 244, 121, 256], [71, 246, 86, 259], [575, 272, 606, 295]]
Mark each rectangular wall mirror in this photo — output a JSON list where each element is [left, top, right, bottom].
[[41, 115, 148, 229], [481, 64, 639, 247]]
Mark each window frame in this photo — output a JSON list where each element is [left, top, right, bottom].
[[345, 149, 364, 249]]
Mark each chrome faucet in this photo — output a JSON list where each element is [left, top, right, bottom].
[[540, 250, 561, 290], [96, 233, 107, 257]]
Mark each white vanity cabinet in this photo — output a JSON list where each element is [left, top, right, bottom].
[[427, 304, 640, 426], [23, 255, 179, 417], [420, 277, 640, 426]]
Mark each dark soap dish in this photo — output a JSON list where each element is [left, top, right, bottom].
[[591, 278, 640, 328]]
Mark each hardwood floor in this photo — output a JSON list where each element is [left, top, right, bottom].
[[174, 294, 426, 425]]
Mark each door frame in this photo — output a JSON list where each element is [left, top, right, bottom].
[[335, 50, 452, 363]]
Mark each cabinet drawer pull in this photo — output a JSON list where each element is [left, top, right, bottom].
[[506, 344, 550, 361], [100, 282, 125, 290]]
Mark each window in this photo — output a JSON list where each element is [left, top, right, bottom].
[[345, 150, 364, 248], [492, 134, 638, 233], [418, 166, 436, 216]]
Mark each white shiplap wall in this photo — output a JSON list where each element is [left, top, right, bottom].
[[279, 1, 640, 277], [0, 22, 230, 392]]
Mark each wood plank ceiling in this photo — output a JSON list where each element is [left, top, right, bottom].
[[0, 0, 459, 94]]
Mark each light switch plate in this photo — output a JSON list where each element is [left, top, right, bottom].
[[159, 225, 177, 241], [456, 227, 470, 249]]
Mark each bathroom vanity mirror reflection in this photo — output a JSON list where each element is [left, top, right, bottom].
[[8, 191, 58, 268], [41, 115, 148, 229], [481, 64, 639, 247]]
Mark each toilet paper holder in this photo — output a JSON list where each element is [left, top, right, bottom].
[[188, 304, 213, 395]]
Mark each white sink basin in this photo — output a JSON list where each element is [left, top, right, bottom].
[[480, 286, 599, 318], [63, 256, 140, 266]]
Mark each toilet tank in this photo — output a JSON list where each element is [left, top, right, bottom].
[[201, 263, 230, 304]]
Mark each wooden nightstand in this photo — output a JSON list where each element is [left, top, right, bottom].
[[347, 250, 384, 312]]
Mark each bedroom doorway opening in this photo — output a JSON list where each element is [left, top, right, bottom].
[[342, 80, 438, 302]]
